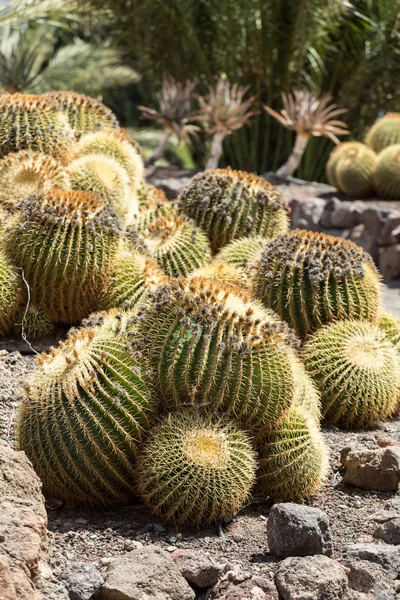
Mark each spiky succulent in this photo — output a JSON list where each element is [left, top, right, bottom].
[[335, 143, 377, 198], [6, 190, 122, 324], [0, 93, 72, 160], [131, 278, 299, 429], [303, 320, 399, 429], [189, 262, 247, 290], [379, 311, 400, 353], [143, 215, 212, 277], [179, 168, 289, 253], [0, 150, 69, 208], [14, 305, 55, 340], [131, 184, 178, 231], [0, 247, 23, 336], [68, 154, 136, 223], [366, 113, 400, 154], [373, 144, 400, 200], [215, 236, 269, 271], [136, 410, 257, 526], [326, 142, 359, 188], [45, 91, 119, 137], [17, 314, 154, 506], [253, 230, 381, 339]]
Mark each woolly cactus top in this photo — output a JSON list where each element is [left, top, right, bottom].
[[0, 93, 64, 113], [45, 91, 119, 128]]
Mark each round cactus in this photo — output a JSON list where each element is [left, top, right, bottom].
[[303, 320, 399, 428], [131, 184, 178, 232], [68, 154, 136, 223], [14, 305, 55, 340], [0, 94, 72, 160], [45, 91, 119, 137], [0, 247, 23, 336], [179, 168, 289, 253], [366, 113, 400, 154], [136, 410, 257, 526], [6, 190, 122, 324], [131, 278, 300, 429], [326, 142, 365, 188], [335, 143, 377, 198], [143, 215, 212, 277], [252, 230, 381, 339], [379, 311, 400, 353], [189, 262, 247, 289], [0, 151, 68, 208], [17, 314, 155, 506], [215, 236, 270, 272], [373, 144, 400, 200]]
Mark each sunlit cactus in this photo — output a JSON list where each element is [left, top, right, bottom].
[[379, 311, 400, 353], [253, 230, 381, 338], [303, 320, 399, 428], [15, 305, 55, 340], [131, 183, 178, 231], [189, 261, 247, 290], [136, 410, 257, 526], [327, 142, 371, 190], [0, 93, 73, 160], [373, 144, 400, 200], [215, 235, 269, 272], [366, 113, 400, 154], [5, 190, 122, 324], [0, 247, 23, 336], [335, 143, 377, 197], [17, 314, 155, 506], [179, 168, 289, 253]]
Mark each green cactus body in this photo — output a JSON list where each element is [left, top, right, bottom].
[[215, 236, 269, 271], [15, 304, 55, 340], [373, 144, 400, 200], [17, 316, 154, 506], [0, 247, 23, 336], [143, 215, 212, 277], [0, 94, 72, 161], [252, 229, 381, 339], [45, 91, 119, 137], [335, 144, 377, 197], [190, 262, 247, 289], [303, 320, 399, 428], [6, 190, 122, 324], [0, 151, 69, 209], [326, 142, 365, 189], [136, 410, 257, 526], [179, 168, 289, 253], [103, 249, 168, 312], [379, 311, 400, 353], [132, 278, 299, 429], [366, 113, 400, 154]]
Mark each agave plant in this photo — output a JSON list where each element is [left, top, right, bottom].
[[198, 78, 258, 169], [264, 89, 349, 177], [139, 77, 199, 165]]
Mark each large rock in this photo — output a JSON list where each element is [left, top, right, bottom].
[[373, 518, 400, 545], [340, 445, 400, 491], [97, 546, 195, 600], [267, 503, 332, 558], [59, 562, 103, 600], [208, 570, 279, 600], [291, 198, 326, 231], [379, 244, 400, 281], [320, 198, 364, 230], [172, 549, 223, 588], [275, 556, 348, 600], [0, 555, 17, 600], [345, 559, 395, 598], [345, 543, 400, 575]]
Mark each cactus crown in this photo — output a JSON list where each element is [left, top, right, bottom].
[[46, 91, 119, 135], [190, 262, 247, 289]]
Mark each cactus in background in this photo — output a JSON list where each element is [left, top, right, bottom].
[[0, 247, 23, 336], [136, 410, 257, 526], [189, 262, 247, 289], [253, 230, 381, 339], [68, 154, 136, 223], [0, 94, 72, 160], [143, 215, 212, 277], [6, 190, 122, 324], [379, 311, 400, 353], [0, 151, 69, 208], [15, 305, 55, 340], [303, 320, 399, 428], [17, 315, 154, 506], [335, 143, 377, 197], [373, 145, 400, 200], [366, 113, 400, 154], [326, 142, 359, 188], [45, 91, 119, 137], [131, 278, 299, 429], [179, 168, 289, 253], [215, 236, 269, 271]]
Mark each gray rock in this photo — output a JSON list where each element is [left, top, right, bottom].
[[379, 244, 400, 281], [369, 510, 399, 523], [208, 570, 278, 600], [348, 224, 378, 261], [374, 518, 400, 545], [38, 578, 70, 600], [291, 198, 326, 230], [345, 543, 400, 574], [341, 446, 400, 491], [172, 549, 223, 588], [97, 545, 195, 600], [320, 198, 364, 230], [59, 562, 103, 600], [275, 555, 348, 600], [267, 503, 332, 558], [345, 559, 395, 597]]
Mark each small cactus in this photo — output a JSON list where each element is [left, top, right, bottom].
[[0, 94, 72, 160], [15, 305, 55, 340], [326, 142, 365, 189], [335, 143, 377, 197], [0, 247, 23, 336], [366, 113, 400, 154], [303, 320, 399, 428], [17, 314, 155, 506], [179, 168, 289, 253], [215, 236, 270, 272], [6, 190, 122, 324], [136, 410, 257, 526], [45, 91, 119, 137], [131, 184, 178, 231], [189, 262, 247, 289], [379, 311, 400, 353], [253, 230, 381, 338], [373, 144, 400, 200]]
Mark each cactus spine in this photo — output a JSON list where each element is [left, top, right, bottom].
[[335, 144, 377, 197], [373, 144, 400, 200], [366, 113, 400, 154], [15, 305, 55, 340], [0, 247, 23, 336], [190, 262, 247, 290]]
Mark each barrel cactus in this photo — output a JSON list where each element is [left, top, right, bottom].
[[366, 113, 400, 154], [136, 410, 257, 526], [303, 320, 399, 429], [179, 168, 289, 253], [373, 145, 400, 200], [253, 230, 381, 339], [0, 93, 72, 160], [335, 143, 377, 197], [215, 236, 269, 271], [189, 262, 247, 289], [379, 311, 400, 353], [6, 190, 122, 324], [132, 184, 178, 231], [17, 315, 154, 506], [0, 247, 23, 336], [326, 142, 366, 189], [15, 305, 55, 340], [46, 91, 119, 137]]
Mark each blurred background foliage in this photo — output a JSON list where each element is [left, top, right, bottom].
[[2, 0, 400, 180]]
